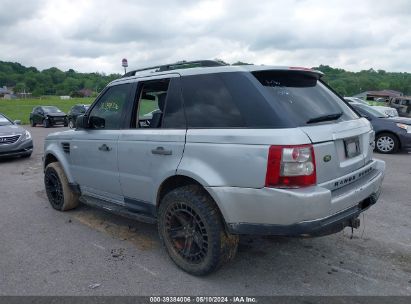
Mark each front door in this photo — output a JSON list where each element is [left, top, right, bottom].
[[71, 83, 133, 203]]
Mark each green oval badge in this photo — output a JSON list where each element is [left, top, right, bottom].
[[323, 155, 332, 162]]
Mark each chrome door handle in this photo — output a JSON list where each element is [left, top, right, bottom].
[[98, 144, 112, 151], [151, 146, 172, 155]]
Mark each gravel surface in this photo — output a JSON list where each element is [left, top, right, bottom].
[[0, 126, 410, 296]]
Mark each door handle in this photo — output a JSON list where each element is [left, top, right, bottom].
[[98, 144, 112, 152], [151, 146, 172, 155]]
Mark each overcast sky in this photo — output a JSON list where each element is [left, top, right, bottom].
[[1, 0, 411, 74]]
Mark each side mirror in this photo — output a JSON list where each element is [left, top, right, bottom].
[[75, 115, 89, 129], [14, 120, 21, 125], [89, 116, 105, 129]]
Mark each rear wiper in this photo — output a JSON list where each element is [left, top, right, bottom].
[[306, 112, 343, 124]]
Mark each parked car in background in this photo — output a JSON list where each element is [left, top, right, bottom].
[[351, 103, 411, 153], [68, 104, 90, 128], [43, 60, 385, 275], [345, 97, 398, 117], [389, 96, 411, 118], [30, 106, 68, 128], [344, 97, 368, 105], [0, 113, 33, 158], [372, 106, 398, 118]]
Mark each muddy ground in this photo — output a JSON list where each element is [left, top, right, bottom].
[[0, 126, 410, 295]]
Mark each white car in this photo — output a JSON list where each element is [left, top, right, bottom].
[[344, 97, 398, 117], [372, 106, 399, 117]]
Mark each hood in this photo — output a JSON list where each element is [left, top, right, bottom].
[[0, 124, 25, 136], [385, 116, 411, 124]]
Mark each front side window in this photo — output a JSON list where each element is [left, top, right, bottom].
[[88, 83, 132, 129]]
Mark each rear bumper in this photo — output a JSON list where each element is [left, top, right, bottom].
[[0, 139, 33, 158], [227, 191, 379, 236], [206, 159, 385, 237]]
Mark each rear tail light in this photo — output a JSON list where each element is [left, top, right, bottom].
[[265, 145, 316, 188]]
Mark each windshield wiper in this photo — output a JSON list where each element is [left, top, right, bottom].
[[306, 112, 343, 124]]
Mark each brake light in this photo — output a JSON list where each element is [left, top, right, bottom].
[[265, 145, 316, 188]]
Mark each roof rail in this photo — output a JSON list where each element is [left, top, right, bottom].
[[122, 60, 228, 78]]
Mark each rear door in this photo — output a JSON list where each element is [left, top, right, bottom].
[[252, 70, 374, 185], [117, 75, 186, 213]]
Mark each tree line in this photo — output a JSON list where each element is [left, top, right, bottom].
[[0, 61, 120, 97], [1, 60, 411, 98], [232, 62, 411, 97]]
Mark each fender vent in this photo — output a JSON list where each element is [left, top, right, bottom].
[[61, 142, 70, 154]]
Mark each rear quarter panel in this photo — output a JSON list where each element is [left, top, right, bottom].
[[177, 128, 311, 188]]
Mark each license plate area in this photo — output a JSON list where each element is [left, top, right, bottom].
[[344, 137, 361, 158]]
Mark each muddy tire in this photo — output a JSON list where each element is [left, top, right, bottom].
[[158, 185, 239, 276], [44, 162, 79, 211], [375, 132, 399, 154]]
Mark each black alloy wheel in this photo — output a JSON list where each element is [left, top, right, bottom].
[[165, 202, 209, 264], [44, 167, 64, 209], [158, 185, 239, 276]]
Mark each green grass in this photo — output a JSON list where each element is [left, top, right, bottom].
[[0, 97, 94, 124], [0, 96, 159, 125]]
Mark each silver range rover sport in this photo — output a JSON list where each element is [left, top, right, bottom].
[[43, 60, 385, 275]]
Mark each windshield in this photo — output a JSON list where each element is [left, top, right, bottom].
[[253, 71, 358, 126], [0, 114, 13, 126], [43, 106, 62, 113], [354, 104, 388, 118]]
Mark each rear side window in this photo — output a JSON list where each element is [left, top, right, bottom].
[[182, 74, 245, 128], [182, 73, 292, 128], [253, 71, 358, 126]]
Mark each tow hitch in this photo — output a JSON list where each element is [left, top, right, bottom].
[[349, 217, 361, 229]]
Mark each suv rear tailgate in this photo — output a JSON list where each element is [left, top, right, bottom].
[[300, 118, 374, 185]]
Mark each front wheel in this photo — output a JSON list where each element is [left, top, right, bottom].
[[44, 162, 79, 211], [30, 119, 36, 127], [43, 119, 50, 128], [375, 133, 399, 154], [158, 185, 239, 276]]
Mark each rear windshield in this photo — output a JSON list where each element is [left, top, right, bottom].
[[253, 71, 358, 126]]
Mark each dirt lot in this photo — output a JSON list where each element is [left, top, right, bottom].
[[0, 126, 410, 295]]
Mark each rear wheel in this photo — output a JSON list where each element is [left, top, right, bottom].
[[30, 119, 36, 127], [158, 185, 238, 276], [44, 162, 79, 211], [375, 132, 399, 154]]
